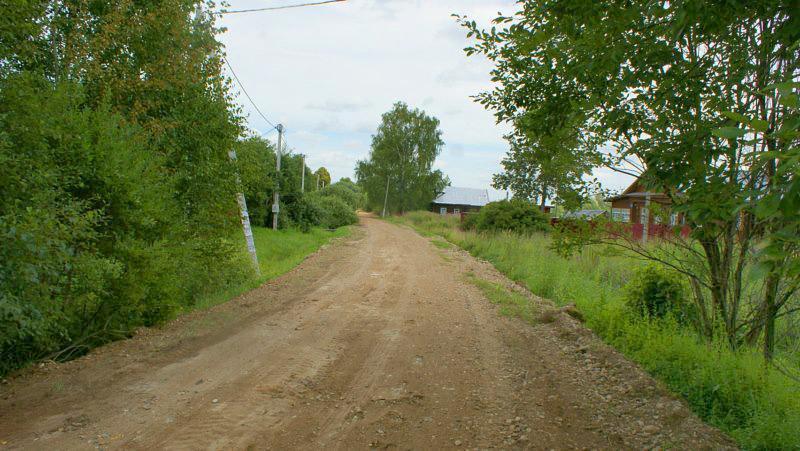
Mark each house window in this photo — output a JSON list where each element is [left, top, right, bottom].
[[670, 212, 678, 226], [454, 208, 460, 214], [611, 208, 630, 222], [439, 207, 447, 215]]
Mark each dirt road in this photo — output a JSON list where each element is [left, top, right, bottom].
[[0, 217, 733, 450]]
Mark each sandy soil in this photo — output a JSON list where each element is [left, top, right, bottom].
[[0, 216, 735, 450]]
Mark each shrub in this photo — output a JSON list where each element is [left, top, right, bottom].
[[0, 295, 66, 375], [475, 200, 549, 234], [318, 178, 365, 210], [307, 194, 358, 229], [460, 212, 479, 231], [279, 195, 321, 232], [624, 264, 690, 321]]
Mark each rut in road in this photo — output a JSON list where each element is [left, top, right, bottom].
[[0, 216, 733, 450]]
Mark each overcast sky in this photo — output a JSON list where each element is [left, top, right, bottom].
[[217, 0, 634, 199]]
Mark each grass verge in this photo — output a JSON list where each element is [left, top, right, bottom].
[[466, 274, 539, 324], [391, 211, 800, 450], [194, 226, 350, 310]]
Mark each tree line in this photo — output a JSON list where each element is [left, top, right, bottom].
[[234, 135, 359, 231]]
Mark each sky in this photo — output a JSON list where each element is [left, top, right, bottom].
[[217, 0, 635, 200]]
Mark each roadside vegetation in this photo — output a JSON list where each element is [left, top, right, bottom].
[[458, 0, 799, 362], [195, 226, 350, 311], [392, 211, 799, 450], [234, 135, 361, 231], [442, 1, 799, 447], [0, 2, 359, 377]]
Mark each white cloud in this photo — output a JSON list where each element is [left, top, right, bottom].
[[217, 0, 623, 193]]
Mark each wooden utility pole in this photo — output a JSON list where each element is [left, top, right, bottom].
[[272, 124, 284, 231], [301, 154, 305, 193]]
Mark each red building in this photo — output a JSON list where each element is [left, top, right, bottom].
[[606, 177, 689, 240]]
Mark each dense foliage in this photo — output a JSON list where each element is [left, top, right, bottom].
[[356, 102, 449, 214], [463, 200, 549, 234], [624, 264, 690, 323], [459, 0, 799, 359], [0, 0, 252, 375], [232, 136, 359, 231], [317, 178, 365, 210]]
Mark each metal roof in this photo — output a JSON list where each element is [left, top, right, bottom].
[[433, 187, 491, 207]]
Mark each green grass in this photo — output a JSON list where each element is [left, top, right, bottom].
[[391, 211, 800, 450], [467, 274, 539, 324], [430, 238, 452, 249], [194, 226, 350, 310]]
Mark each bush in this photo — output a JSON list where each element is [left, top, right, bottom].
[[308, 194, 358, 229], [278, 195, 320, 232], [0, 295, 66, 375], [624, 264, 690, 321], [460, 212, 479, 231], [318, 178, 365, 210], [475, 200, 549, 234]]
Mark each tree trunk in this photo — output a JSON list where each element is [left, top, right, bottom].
[[540, 185, 548, 212]]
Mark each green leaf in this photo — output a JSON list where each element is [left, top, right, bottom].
[[722, 111, 749, 123], [779, 94, 798, 108], [768, 81, 800, 97], [712, 127, 746, 139], [750, 119, 769, 132]]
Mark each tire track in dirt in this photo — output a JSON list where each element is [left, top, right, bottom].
[[0, 215, 735, 450]]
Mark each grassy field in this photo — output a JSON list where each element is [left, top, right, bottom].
[[390, 211, 800, 450], [195, 226, 350, 310]]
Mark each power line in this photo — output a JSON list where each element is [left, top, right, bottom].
[[217, 0, 345, 15], [223, 56, 277, 131]]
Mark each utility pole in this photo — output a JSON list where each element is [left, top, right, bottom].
[[300, 154, 305, 193], [381, 174, 390, 218], [272, 124, 283, 231], [316, 173, 320, 190], [228, 150, 260, 275]]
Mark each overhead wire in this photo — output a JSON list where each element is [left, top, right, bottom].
[[216, 0, 345, 15], [223, 56, 278, 132]]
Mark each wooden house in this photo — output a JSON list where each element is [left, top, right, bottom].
[[606, 177, 689, 240], [431, 187, 490, 215]]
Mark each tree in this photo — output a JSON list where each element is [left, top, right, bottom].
[[493, 132, 599, 211], [314, 167, 331, 188], [0, 0, 250, 373], [356, 102, 449, 214], [459, 1, 799, 355], [234, 135, 277, 226]]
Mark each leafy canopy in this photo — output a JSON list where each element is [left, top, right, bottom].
[[356, 102, 449, 213]]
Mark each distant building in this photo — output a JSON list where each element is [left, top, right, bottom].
[[431, 187, 490, 215]]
